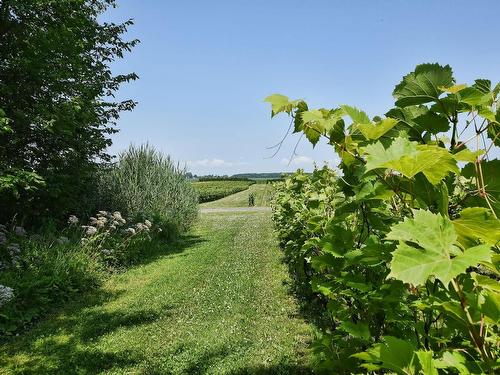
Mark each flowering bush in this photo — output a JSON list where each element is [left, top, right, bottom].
[[69, 210, 161, 267], [0, 210, 165, 334]]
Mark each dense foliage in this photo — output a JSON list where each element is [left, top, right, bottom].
[[99, 144, 199, 237], [192, 180, 254, 203], [0, 2, 203, 338], [0, 212, 163, 334], [0, 0, 138, 224], [197, 176, 252, 182], [268, 64, 500, 374]]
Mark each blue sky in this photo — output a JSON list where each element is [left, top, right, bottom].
[[106, 0, 500, 175]]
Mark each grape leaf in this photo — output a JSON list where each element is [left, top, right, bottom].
[[473, 79, 491, 93], [415, 351, 439, 375], [339, 321, 370, 340], [341, 105, 371, 124], [452, 207, 500, 247], [452, 149, 483, 162], [357, 118, 398, 140], [353, 336, 418, 374], [364, 137, 418, 171], [440, 84, 467, 94], [413, 112, 450, 134], [434, 351, 471, 374], [264, 94, 301, 117], [363, 138, 458, 185], [458, 87, 492, 106], [386, 210, 491, 286], [393, 63, 454, 107]]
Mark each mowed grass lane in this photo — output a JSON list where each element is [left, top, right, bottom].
[[200, 184, 273, 209], [0, 210, 313, 374]]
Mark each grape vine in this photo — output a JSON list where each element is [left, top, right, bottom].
[[267, 63, 499, 374]]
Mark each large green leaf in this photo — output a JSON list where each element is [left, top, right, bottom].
[[341, 105, 371, 124], [386, 210, 492, 286], [300, 108, 345, 146], [353, 336, 418, 374], [434, 351, 471, 374], [363, 137, 458, 185], [393, 63, 454, 107], [458, 87, 492, 106], [264, 94, 301, 117], [412, 111, 450, 134], [452, 148, 483, 162], [357, 118, 398, 140], [364, 136, 418, 171], [339, 321, 370, 340], [452, 207, 500, 247], [415, 351, 439, 375]]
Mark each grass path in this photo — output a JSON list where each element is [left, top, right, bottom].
[[200, 184, 273, 208], [0, 210, 314, 374]]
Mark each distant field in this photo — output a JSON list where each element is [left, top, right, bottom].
[[192, 180, 254, 202], [200, 184, 274, 208]]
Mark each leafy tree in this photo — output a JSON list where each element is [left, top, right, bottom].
[[0, 0, 138, 223]]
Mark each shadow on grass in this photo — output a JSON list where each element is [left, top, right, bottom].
[[229, 364, 314, 375], [143, 342, 315, 375], [0, 234, 205, 374], [118, 233, 207, 269]]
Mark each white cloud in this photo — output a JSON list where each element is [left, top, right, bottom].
[[185, 158, 248, 168]]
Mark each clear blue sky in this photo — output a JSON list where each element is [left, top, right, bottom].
[[106, 0, 500, 175]]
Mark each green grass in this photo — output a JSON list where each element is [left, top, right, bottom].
[[0, 211, 313, 374], [200, 184, 274, 208]]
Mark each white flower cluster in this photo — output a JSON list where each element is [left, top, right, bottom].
[[71, 211, 154, 241], [0, 284, 14, 307], [68, 215, 79, 225]]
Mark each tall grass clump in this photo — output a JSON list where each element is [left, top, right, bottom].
[[100, 144, 198, 237]]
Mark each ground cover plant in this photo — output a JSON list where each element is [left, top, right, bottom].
[[0, 211, 163, 335], [267, 63, 500, 374], [192, 180, 255, 203]]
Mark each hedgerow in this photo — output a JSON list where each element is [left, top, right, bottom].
[[268, 63, 499, 374]]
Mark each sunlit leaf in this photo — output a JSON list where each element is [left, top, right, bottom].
[[386, 209, 491, 286], [452, 207, 500, 247], [393, 63, 454, 107]]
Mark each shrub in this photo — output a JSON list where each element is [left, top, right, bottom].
[[0, 211, 164, 334], [0, 226, 103, 333], [267, 64, 500, 374], [98, 144, 199, 237]]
